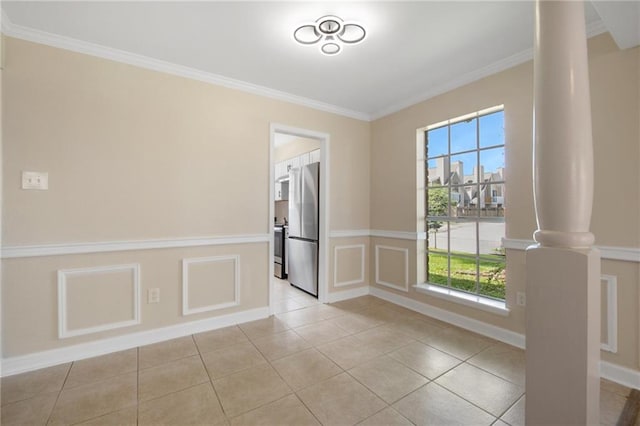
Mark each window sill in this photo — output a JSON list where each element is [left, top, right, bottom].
[[413, 283, 510, 316]]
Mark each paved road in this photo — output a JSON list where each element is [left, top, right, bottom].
[[428, 221, 504, 255]]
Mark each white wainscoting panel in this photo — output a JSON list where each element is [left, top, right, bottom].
[[182, 255, 240, 316], [375, 245, 409, 292], [601, 274, 618, 353], [58, 264, 141, 339], [334, 244, 365, 287]]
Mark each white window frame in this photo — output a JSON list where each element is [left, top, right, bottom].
[[419, 105, 507, 313]]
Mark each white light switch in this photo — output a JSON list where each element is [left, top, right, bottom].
[[21, 171, 48, 190]]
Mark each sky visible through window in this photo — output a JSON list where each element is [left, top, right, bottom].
[[427, 111, 505, 174]]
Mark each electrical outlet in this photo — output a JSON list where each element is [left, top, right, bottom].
[[21, 171, 48, 190], [148, 288, 160, 304], [516, 292, 526, 306]]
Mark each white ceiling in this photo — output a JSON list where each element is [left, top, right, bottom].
[[2, 1, 638, 121]]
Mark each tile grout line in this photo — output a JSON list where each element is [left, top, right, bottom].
[[45, 361, 73, 425], [194, 333, 229, 421]]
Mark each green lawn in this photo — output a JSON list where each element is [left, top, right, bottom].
[[427, 252, 506, 300]]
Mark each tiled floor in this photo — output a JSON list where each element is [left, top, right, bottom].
[[1, 279, 635, 425]]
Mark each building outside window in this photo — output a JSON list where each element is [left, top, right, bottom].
[[425, 106, 506, 300]]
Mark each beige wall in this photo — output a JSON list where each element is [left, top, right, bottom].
[[370, 33, 640, 370], [2, 30, 638, 378], [1, 36, 370, 357]]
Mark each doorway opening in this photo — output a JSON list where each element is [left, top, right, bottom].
[[269, 124, 330, 314]]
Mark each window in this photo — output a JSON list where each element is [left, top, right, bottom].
[[425, 106, 506, 301]]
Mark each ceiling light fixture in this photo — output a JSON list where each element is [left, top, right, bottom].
[[293, 15, 366, 56]]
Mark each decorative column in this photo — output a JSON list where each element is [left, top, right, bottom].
[[526, 0, 601, 424]]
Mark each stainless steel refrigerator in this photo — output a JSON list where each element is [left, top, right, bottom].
[[288, 162, 319, 296]]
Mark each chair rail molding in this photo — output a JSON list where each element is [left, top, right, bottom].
[[1, 234, 270, 258], [502, 238, 640, 263]]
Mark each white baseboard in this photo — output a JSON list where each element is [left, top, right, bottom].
[[370, 286, 525, 349], [1, 307, 269, 377], [600, 361, 640, 390], [326, 286, 370, 303], [370, 286, 639, 390]]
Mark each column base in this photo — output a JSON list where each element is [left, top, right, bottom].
[[525, 246, 600, 425]]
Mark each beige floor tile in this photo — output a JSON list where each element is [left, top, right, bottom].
[[273, 298, 306, 314], [348, 356, 429, 404], [138, 336, 198, 369], [297, 372, 387, 425], [213, 363, 291, 417], [138, 355, 209, 401], [294, 321, 351, 346], [329, 298, 369, 311], [421, 326, 495, 360], [201, 341, 267, 379], [138, 383, 226, 426], [292, 294, 321, 308], [194, 325, 249, 354], [468, 343, 526, 386], [600, 389, 628, 426], [65, 349, 137, 389], [388, 341, 461, 379], [238, 316, 290, 340], [393, 382, 495, 425], [1, 363, 70, 405], [435, 363, 524, 417], [251, 330, 311, 360], [308, 303, 350, 320], [331, 295, 382, 312], [328, 311, 385, 334], [317, 335, 383, 370], [356, 305, 404, 323], [388, 305, 440, 323], [229, 394, 320, 426], [357, 407, 413, 426], [600, 378, 632, 397], [75, 407, 138, 426], [0, 393, 57, 426], [276, 308, 326, 329], [353, 326, 414, 354], [386, 316, 445, 342], [500, 395, 524, 426], [271, 348, 342, 391], [494, 420, 511, 426], [48, 372, 137, 425]]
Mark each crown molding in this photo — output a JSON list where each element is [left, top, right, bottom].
[[0, 12, 370, 122], [0, 11, 611, 123]]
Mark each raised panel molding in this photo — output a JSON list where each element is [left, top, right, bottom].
[[375, 245, 409, 292], [601, 274, 618, 353], [182, 255, 240, 316], [58, 264, 141, 339], [334, 244, 365, 287]]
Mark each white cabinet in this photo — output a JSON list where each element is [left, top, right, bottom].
[[288, 156, 300, 172], [310, 149, 321, 163], [275, 181, 289, 201], [274, 150, 320, 201], [275, 161, 287, 180], [300, 152, 311, 166]]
